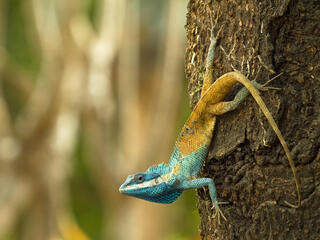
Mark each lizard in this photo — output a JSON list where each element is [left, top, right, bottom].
[[119, 28, 301, 222]]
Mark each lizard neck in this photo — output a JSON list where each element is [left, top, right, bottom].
[[167, 144, 210, 180]]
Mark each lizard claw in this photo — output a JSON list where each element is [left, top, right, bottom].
[[261, 72, 284, 90], [284, 200, 300, 209], [252, 72, 283, 92], [252, 81, 281, 92], [211, 202, 228, 224], [260, 86, 282, 91], [217, 201, 229, 205]]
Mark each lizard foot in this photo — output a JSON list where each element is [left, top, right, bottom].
[[261, 72, 284, 90], [251, 72, 283, 91], [252, 80, 281, 92], [211, 202, 228, 224]]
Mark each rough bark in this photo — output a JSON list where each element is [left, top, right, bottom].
[[185, 0, 320, 239]]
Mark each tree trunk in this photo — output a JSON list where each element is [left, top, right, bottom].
[[185, 0, 320, 239]]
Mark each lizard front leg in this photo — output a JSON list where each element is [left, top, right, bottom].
[[179, 178, 227, 223]]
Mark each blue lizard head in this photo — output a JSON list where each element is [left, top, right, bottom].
[[119, 163, 182, 204]]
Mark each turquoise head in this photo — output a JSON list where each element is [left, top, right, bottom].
[[119, 163, 182, 204]]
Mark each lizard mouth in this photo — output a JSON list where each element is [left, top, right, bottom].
[[119, 179, 157, 192], [118, 184, 126, 193], [119, 175, 135, 193], [119, 174, 170, 193]]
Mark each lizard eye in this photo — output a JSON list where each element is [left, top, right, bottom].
[[135, 174, 145, 183]]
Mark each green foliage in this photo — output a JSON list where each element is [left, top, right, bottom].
[[5, 0, 40, 75], [86, 0, 99, 29], [69, 130, 104, 240]]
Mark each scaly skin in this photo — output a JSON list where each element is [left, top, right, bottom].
[[119, 29, 301, 223]]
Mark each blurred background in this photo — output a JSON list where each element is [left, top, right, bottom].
[[0, 0, 201, 239]]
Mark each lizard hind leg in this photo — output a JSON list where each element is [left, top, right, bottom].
[[206, 83, 253, 116]]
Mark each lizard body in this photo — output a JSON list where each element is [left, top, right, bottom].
[[119, 30, 301, 221]]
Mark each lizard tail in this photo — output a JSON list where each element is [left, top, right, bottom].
[[216, 71, 301, 208]]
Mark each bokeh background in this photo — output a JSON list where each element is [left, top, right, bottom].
[[0, 0, 201, 239]]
